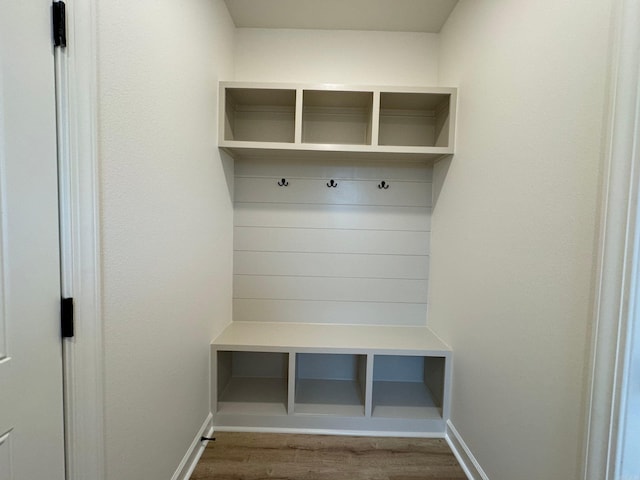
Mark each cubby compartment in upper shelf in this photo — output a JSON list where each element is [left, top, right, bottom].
[[302, 90, 373, 146], [379, 92, 453, 148], [223, 87, 296, 143]]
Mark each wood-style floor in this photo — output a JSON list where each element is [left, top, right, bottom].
[[190, 432, 467, 480]]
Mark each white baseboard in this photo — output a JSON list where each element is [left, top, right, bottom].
[[172, 413, 214, 480], [213, 425, 445, 438], [445, 420, 490, 480]]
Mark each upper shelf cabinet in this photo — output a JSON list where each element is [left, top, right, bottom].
[[219, 82, 457, 162]]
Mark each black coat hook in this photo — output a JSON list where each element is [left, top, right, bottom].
[[327, 179, 338, 188], [277, 178, 289, 187], [378, 181, 389, 189]]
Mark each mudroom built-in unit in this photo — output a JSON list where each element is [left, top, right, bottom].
[[212, 82, 457, 435]]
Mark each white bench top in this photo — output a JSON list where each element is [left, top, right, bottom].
[[212, 321, 451, 355]]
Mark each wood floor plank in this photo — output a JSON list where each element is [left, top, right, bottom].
[[190, 433, 466, 480]]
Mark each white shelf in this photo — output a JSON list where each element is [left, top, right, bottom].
[[219, 82, 456, 162], [219, 143, 451, 162], [213, 322, 451, 355]]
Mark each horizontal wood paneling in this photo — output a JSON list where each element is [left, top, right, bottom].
[[234, 275, 428, 303], [233, 158, 431, 327], [235, 227, 430, 255], [234, 252, 429, 279], [235, 203, 431, 232], [233, 299, 428, 325], [235, 178, 432, 207]]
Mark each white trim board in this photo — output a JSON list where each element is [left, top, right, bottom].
[[172, 414, 214, 480], [58, 1, 106, 479], [583, 0, 640, 478], [214, 426, 445, 438], [445, 421, 489, 480]]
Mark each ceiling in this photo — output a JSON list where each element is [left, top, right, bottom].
[[223, 0, 459, 33]]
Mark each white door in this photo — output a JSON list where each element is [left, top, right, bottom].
[[0, 1, 66, 479]]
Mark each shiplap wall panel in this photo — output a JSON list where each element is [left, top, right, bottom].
[[235, 227, 430, 255], [235, 178, 432, 207], [233, 158, 431, 326], [233, 299, 428, 326], [234, 276, 428, 303], [235, 204, 431, 232], [235, 252, 429, 279]]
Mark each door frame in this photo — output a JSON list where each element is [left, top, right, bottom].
[[55, 1, 105, 479], [583, 0, 640, 478]]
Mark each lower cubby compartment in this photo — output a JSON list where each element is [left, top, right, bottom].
[[294, 353, 366, 416], [216, 350, 289, 415], [372, 355, 445, 420]]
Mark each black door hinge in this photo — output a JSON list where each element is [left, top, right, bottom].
[[61, 297, 74, 338], [52, 1, 67, 48]]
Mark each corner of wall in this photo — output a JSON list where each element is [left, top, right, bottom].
[[171, 414, 214, 480], [445, 421, 490, 480]]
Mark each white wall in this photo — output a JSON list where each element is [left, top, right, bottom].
[[96, 1, 235, 478], [430, 1, 612, 479], [234, 28, 439, 85]]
